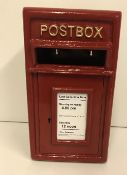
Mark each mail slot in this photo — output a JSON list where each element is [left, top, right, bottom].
[[35, 48, 106, 66], [23, 8, 121, 162]]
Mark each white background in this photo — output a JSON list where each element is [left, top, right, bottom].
[[0, 1, 127, 175], [0, 1, 127, 127]]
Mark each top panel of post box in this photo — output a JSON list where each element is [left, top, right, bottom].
[[23, 8, 121, 71], [23, 8, 121, 163]]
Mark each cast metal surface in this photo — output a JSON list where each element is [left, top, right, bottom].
[[23, 8, 121, 162]]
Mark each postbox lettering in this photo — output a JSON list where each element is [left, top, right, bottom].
[[68, 25, 75, 37], [40, 24, 48, 35], [94, 26, 103, 38], [40, 24, 103, 38], [76, 26, 84, 37], [49, 25, 58, 36], [59, 25, 67, 37], [84, 27, 94, 38]]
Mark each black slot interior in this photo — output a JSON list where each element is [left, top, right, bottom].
[[35, 48, 106, 67]]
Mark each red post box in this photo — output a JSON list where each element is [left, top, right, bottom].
[[23, 8, 121, 162]]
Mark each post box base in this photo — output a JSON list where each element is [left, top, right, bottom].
[[31, 153, 107, 163]]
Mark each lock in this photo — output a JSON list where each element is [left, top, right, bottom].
[[23, 8, 121, 162]]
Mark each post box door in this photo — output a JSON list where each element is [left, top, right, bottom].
[[35, 73, 105, 156]]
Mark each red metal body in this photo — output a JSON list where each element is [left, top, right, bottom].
[[23, 8, 121, 162]]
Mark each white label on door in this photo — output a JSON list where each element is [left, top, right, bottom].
[[57, 93, 88, 140]]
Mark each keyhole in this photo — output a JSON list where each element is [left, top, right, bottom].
[[48, 117, 51, 124]]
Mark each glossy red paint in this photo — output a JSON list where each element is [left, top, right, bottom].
[[23, 8, 121, 162]]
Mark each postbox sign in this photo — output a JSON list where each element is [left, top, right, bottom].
[[23, 8, 121, 162]]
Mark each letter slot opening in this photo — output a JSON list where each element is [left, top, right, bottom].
[[35, 48, 106, 67]]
